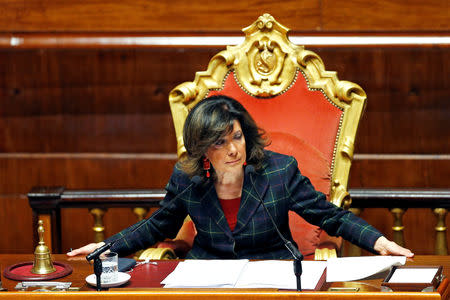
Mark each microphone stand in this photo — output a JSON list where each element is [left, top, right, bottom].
[[285, 240, 303, 291], [86, 242, 112, 291], [93, 257, 103, 291], [247, 165, 303, 291], [84, 175, 202, 291]]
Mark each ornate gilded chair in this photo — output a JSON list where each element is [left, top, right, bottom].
[[144, 13, 367, 260]]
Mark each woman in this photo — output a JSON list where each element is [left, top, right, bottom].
[[68, 95, 413, 259]]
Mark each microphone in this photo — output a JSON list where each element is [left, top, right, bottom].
[[86, 242, 113, 262], [86, 175, 202, 290], [246, 165, 303, 291]]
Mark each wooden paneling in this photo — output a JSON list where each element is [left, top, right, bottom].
[[0, 114, 177, 153], [350, 159, 450, 188], [0, 47, 448, 153], [313, 46, 450, 154], [357, 110, 449, 154], [0, 49, 219, 117], [0, 195, 33, 253], [1, 0, 448, 33], [0, 156, 176, 194], [322, 0, 450, 32], [0, 0, 321, 32]]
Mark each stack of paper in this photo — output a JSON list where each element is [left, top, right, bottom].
[[326, 256, 406, 282], [161, 256, 407, 289], [162, 259, 326, 290], [162, 260, 249, 288], [388, 267, 438, 283], [235, 260, 326, 289]]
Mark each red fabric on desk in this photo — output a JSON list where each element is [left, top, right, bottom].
[[11, 263, 66, 277], [3, 261, 72, 281], [126, 260, 179, 288]]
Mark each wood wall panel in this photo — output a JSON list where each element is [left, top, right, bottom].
[[0, 156, 176, 194], [0, 114, 177, 153], [0, 0, 321, 32], [350, 159, 450, 188], [0, 47, 448, 153], [2, 47, 447, 117], [0, 195, 33, 253], [357, 109, 450, 154], [0, 84, 171, 116], [1, 0, 448, 33], [322, 0, 450, 32], [0, 49, 220, 117]]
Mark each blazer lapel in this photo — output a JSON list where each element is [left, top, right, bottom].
[[233, 170, 269, 234], [199, 181, 233, 239]]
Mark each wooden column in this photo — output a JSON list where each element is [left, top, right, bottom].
[[390, 208, 406, 247], [433, 208, 448, 255], [133, 207, 149, 221], [89, 208, 107, 243]]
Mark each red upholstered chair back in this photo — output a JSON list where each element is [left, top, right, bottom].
[[207, 71, 339, 198], [206, 72, 341, 258], [167, 14, 367, 259]]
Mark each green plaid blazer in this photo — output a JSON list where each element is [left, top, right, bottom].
[[108, 151, 382, 259]]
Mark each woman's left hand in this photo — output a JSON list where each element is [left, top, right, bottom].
[[374, 236, 414, 257]]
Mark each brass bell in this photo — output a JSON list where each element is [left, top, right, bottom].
[[31, 220, 56, 274]]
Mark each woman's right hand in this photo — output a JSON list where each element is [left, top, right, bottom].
[[66, 242, 105, 257]]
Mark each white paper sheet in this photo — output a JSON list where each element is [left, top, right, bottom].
[[162, 259, 249, 288], [162, 259, 326, 289], [326, 256, 406, 282], [388, 268, 438, 283], [235, 260, 326, 290]]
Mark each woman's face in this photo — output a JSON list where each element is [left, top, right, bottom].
[[205, 120, 246, 176]]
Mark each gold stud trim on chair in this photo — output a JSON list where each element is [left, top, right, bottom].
[[314, 248, 337, 261], [138, 247, 177, 260]]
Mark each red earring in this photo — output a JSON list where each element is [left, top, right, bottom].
[[243, 161, 247, 166], [203, 157, 211, 178]]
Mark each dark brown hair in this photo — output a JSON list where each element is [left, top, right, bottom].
[[181, 95, 268, 177]]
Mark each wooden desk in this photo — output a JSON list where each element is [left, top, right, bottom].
[[1, 255, 449, 299]]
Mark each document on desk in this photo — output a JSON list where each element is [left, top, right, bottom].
[[235, 260, 326, 289], [162, 259, 249, 288], [162, 260, 327, 289], [326, 256, 406, 282]]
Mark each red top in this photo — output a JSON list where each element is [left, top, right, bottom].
[[219, 197, 241, 231]]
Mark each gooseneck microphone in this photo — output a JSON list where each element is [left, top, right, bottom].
[[246, 165, 303, 291], [85, 241, 113, 262], [86, 175, 202, 291]]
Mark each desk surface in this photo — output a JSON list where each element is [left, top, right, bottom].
[[0, 255, 449, 299]]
